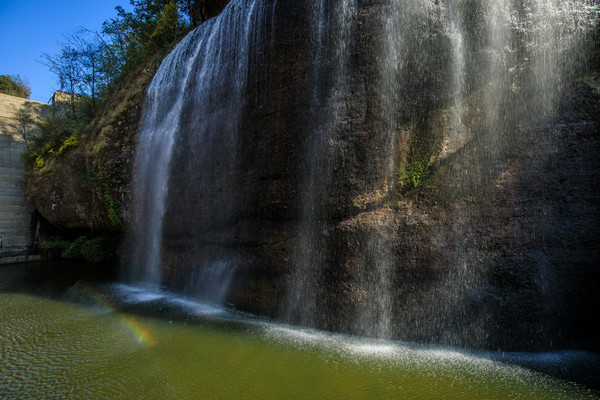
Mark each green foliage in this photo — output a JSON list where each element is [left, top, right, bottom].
[[396, 153, 436, 190], [40, 239, 71, 251], [25, 124, 81, 168], [61, 236, 86, 259], [97, 169, 123, 227], [41, 235, 117, 264], [100, 0, 193, 90], [0, 74, 31, 99], [55, 134, 79, 154], [81, 237, 114, 264], [23, 97, 92, 167], [35, 156, 45, 168], [151, 2, 184, 49]]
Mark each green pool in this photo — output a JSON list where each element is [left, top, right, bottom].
[[1, 263, 598, 399]]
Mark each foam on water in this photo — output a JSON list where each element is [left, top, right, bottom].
[[262, 319, 599, 393], [105, 283, 227, 316]]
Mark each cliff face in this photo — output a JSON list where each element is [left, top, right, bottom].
[[26, 0, 600, 351], [24, 63, 154, 232], [190, 0, 231, 25]]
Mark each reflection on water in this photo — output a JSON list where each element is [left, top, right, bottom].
[[1, 262, 599, 399]]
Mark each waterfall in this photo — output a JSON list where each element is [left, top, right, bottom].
[[284, 0, 357, 329], [282, 0, 597, 340], [123, 0, 599, 346], [125, 0, 269, 302], [381, 0, 598, 345], [126, 29, 204, 287]]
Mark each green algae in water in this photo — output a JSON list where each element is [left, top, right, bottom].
[[0, 292, 597, 399]]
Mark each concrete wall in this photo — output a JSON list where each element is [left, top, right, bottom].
[[0, 93, 50, 256]]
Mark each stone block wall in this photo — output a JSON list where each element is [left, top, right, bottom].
[[0, 93, 50, 256]]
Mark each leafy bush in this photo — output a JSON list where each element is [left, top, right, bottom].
[[35, 156, 45, 168], [41, 235, 117, 264], [397, 153, 436, 190], [24, 107, 85, 167], [61, 237, 86, 259], [40, 239, 71, 251], [80, 237, 114, 264], [53, 134, 79, 155], [0, 74, 31, 99]]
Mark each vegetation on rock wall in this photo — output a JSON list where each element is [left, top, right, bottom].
[[31, 0, 199, 169], [0, 74, 31, 99], [97, 168, 123, 227], [24, 105, 88, 168], [396, 153, 437, 191], [40, 234, 119, 264]]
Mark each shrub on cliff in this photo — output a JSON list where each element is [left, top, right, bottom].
[[42, 235, 118, 264], [23, 104, 87, 167], [0, 74, 31, 99], [397, 153, 437, 190]]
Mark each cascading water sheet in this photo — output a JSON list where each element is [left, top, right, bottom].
[[286, 0, 599, 341], [284, 0, 358, 331], [126, 29, 206, 286], [126, 0, 267, 301]]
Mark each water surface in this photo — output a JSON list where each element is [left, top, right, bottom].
[[1, 262, 598, 399]]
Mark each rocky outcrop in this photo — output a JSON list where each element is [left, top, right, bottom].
[[24, 61, 158, 232], [222, 79, 600, 351], [154, 1, 600, 351], [191, 0, 232, 25]]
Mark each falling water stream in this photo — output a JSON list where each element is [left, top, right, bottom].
[[284, 0, 357, 330], [126, 0, 266, 296]]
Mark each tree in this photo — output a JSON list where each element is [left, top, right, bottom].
[[151, 2, 184, 49], [101, 0, 192, 67], [64, 29, 104, 108], [0, 75, 31, 99], [42, 46, 83, 117], [40, 0, 196, 118], [12, 105, 38, 148]]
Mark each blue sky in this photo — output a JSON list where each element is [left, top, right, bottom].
[[0, 0, 131, 103]]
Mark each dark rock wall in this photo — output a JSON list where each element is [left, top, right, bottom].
[[221, 0, 599, 351], [191, 0, 232, 26]]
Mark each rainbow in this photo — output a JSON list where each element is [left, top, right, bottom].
[[72, 281, 158, 347]]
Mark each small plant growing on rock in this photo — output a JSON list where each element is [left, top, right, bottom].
[[396, 153, 436, 190]]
